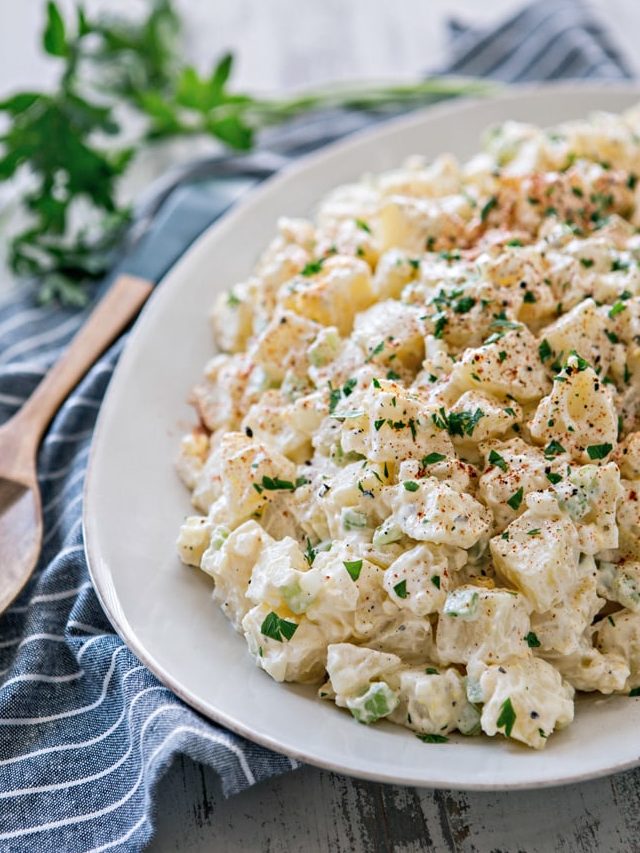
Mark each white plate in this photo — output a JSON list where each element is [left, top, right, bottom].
[[85, 83, 640, 790]]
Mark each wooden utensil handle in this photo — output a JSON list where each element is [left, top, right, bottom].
[[14, 274, 153, 445]]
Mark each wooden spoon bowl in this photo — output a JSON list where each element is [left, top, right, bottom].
[[0, 275, 152, 613]]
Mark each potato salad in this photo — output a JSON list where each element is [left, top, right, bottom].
[[176, 105, 640, 750]]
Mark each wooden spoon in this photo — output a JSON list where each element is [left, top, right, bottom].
[[0, 274, 153, 614]]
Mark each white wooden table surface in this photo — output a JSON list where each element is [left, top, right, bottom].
[[3, 1, 640, 850]]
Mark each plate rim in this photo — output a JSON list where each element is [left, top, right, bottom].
[[84, 79, 640, 790]]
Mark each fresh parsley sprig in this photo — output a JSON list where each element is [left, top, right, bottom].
[[0, 0, 498, 305]]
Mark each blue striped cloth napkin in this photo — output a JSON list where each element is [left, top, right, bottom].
[[0, 1, 632, 850]]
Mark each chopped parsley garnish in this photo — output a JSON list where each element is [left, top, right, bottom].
[[433, 313, 448, 339], [355, 218, 371, 233], [343, 559, 363, 581], [507, 487, 524, 510], [403, 480, 419, 492], [525, 632, 541, 648], [431, 575, 441, 589], [328, 384, 341, 414], [432, 407, 484, 438], [498, 350, 507, 363], [527, 528, 541, 537], [586, 443, 613, 460], [417, 734, 449, 744], [490, 312, 520, 331], [454, 295, 476, 314], [408, 258, 420, 270], [295, 477, 310, 488], [546, 471, 562, 485], [480, 195, 498, 222], [260, 611, 298, 642], [227, 291, 241, 307], [372, 377, 381, 389], [259, 476, 297, 491], [304, 538, 317, 566], [422, 452, 446, 466], [523, 290, 537, 304], [506, 238, 523, 247], [386, 369, 401, 381], [627, 173, 638, 190], [329, 377, 358, 413], [393, 580, 408, 599], [609, 301, 627, 319], [374, 419, 385, 431], [496, 697, 516, 738], [580, 257, 594, 268], [630, 687, 640, 697], [366, 340, 385, 361], [605, 330, 619, 344], [544, 439, 565, 458], [301, 259, 324, 277], [611, 259, 629, 272], [567, 350, 589, 372], [488, 450, 508, 471], [342, 377, 357, 397], [504, 407, 517, 417], [538, 339, 552, 362], [425, 667, 439, 675]]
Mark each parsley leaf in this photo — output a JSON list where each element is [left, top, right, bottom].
[[393, 580, 408, 599], [259, 476, 296, 491], [343, 560, 363, 581], [525, 631, 541, 648], [496, 697, 516, 737], [403, 481, 419, 492], [488, 449, 508, 471], [586, 443, 613, 460], [544, 440, 565, 459], [417, 733, 449, 743], [366, 341, 385, 362], [301, 259, 324, 276], [480, 195, 498, 222], [260, 611, 298, 642], [454, 295, 476, 314], [538, 339, 552, 362], [422, 452, 446, 465], [507, 487, 523, 510], [432, 407, 485, 438]]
